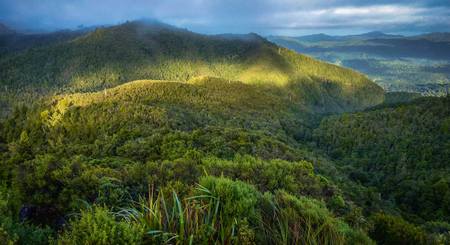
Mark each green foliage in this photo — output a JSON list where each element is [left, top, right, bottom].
[[199, 176, 260, 224], [314, 96, 450, 223], [266, 190, 344, 244], [259, 190, 374, 245], [0, 226, 16, 245], [58, 206, 144, 245], [106, 177, 370, 244], [0, 184, 54, 245], [0, 219, 53, 245], [422, 221, 450, 244], [201, 155, 329, 199], [369, 213, 427, 245], [0, 77, 439, 244], [383, 92, 422, 105], [121, 178, 260, 244]]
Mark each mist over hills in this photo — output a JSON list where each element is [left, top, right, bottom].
[[282, 31, 405, 42], [268, 32, 450, 95], [268, 31, 450, 59], [271, 31, 450, 43]]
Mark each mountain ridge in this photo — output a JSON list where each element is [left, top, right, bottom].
[[0, 20, 384, 115], [270, 31, 450, 43]]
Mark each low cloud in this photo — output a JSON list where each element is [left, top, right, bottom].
[[270, 4, 450, 32], [0, 0, 449, 34]]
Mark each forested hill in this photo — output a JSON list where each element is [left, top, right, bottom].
[[0, 76, 379, 244], [1, 78, 448, 244], [0, 20, 384, 115], [314, 96, 450, 223]]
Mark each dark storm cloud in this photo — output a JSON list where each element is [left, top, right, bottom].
[[0, 0, 449, 34]]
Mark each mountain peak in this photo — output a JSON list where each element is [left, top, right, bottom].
[[364, 31, 385, 36], [214, 32, 266, 43]]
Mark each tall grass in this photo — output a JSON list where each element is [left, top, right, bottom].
[[118, 184, 242, 244], [112, 180, 357, 245]]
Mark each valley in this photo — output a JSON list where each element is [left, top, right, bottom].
[[268, 33, 450, 96]]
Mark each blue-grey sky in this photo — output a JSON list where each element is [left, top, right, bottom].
[[1, 0, 449, 35]]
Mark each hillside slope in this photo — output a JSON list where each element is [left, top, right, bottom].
[[0, 21, 384, 114], [0, 40, 447, 244], [0, 76, 379, 244], [1, 76, 448, 244], [314, 96, 450, 223]]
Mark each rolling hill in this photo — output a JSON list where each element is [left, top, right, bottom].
[[1, 70, 448, 245], [0, 75, 382, 244], [0, 20, 384, 116]]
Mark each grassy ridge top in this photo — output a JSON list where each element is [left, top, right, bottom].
[[0, 21, 384, 113]]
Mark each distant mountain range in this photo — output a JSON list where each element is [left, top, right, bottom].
[[268, 31, 450, 95], [270, 31, 450, 43], [268, 32, 450, 59], [283, 31, 404, 42], [0, 28, 88, 54]]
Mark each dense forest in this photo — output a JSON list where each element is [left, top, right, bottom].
[[0, 21, 449, 244]]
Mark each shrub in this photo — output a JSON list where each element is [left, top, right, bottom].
[[198, 176, 260, 222], [58, 206, 144, 245], [0, 227, 16, 245], [369, 213, 427, 245]]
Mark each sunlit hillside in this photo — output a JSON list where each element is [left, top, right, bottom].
[[0, 76, 379, 244], [0, 20, 383, 115], [2, 70, 448, 244]]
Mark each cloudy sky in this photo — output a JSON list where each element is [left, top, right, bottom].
[[1, 0, 449, 35]]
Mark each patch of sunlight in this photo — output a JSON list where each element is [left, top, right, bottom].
[[43, 80, 181, 127], [41, 98, 74, 127], [238, 64, 290, 86]]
